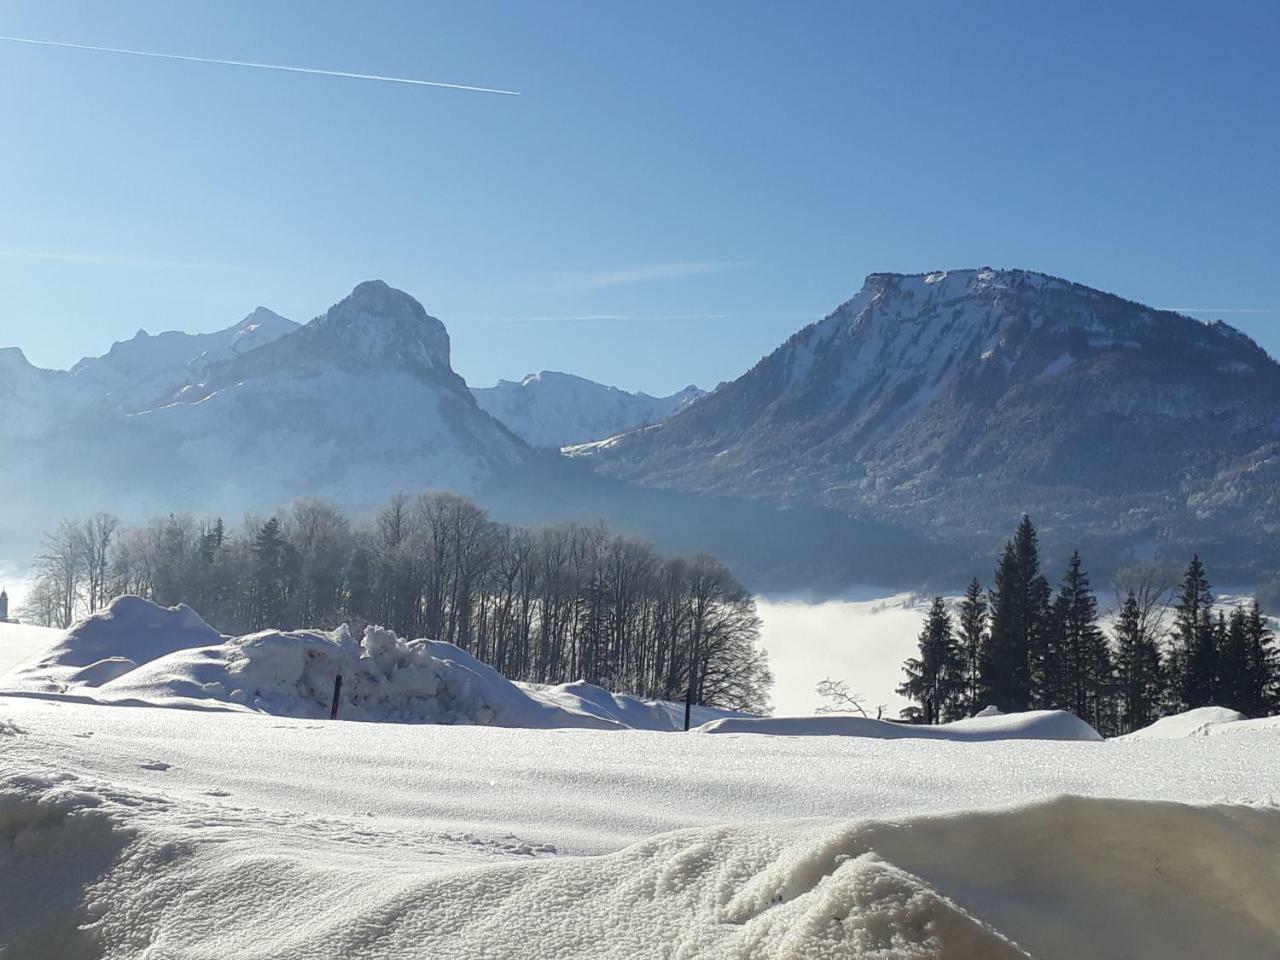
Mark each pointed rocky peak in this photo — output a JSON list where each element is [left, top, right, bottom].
[[229, 307, 297, 353], [305, 280, 453, 372]]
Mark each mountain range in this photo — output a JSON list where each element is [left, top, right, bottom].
[[4, 268, 1279, 589]]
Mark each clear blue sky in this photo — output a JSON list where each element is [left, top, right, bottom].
[[1, 1, 1277, 394]]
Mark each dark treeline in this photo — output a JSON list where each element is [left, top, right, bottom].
[[898, 516, 1280, 735], [21, 494, 773, 712]]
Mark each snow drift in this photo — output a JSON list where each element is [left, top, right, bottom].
[[1119, 706, 1252, 740], [2, 761, 1278, 959], [8, 596, 223, 693], [2, 597, 744, 731], [695, 709, 1103, 742]]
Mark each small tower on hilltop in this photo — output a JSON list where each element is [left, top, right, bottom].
[[0, 588, 8, 623]]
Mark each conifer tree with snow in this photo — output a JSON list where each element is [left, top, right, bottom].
[[1169, 556, 1218, 710], [956, 578, 987, 715], [898, 596, 966, 724], [980, 516, 1050, 712], [1112, 590, 1164, 733]]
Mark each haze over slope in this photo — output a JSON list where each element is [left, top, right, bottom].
[[581, 268, 1280, 578]]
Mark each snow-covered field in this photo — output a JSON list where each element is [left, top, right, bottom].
[[3, 604, 1280, 958]]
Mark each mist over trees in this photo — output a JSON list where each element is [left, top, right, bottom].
[[20, 494, 773, 713], [898, 516, 1280, 735]]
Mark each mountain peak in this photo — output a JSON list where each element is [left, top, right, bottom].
[[308, 281, 453, 372]]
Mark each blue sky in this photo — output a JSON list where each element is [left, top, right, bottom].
[[1, 1, 1277, 394]]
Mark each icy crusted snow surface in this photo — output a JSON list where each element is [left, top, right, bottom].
[[3, 697, 1280, 958]]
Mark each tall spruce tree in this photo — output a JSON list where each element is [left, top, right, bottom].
[[251, 517, 289, 629], [956, 578, 987, 715], [1048, 551, 1112, 727], [1112, 590, 1164, 733], [1170, 556, 1217, 709], [1241, 602, 1278, 717], [980, 516, 1050, 712], [898, 596, 966, 724], [1216, 607, 1249, 712]]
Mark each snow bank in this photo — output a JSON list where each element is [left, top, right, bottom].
[[95, 623, 623, 729], [6, 596, 222, 694], [695, 709, 1103, 741], [3, 758, 1277, 959], [529, 679, 746, 731], [1118, 706, 1251, 740], [5, 597, 743, 730]]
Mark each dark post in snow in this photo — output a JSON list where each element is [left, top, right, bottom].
[[684, 687, 692, 732], [330, 674, 343, 721]]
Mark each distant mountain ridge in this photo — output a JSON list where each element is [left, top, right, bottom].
[[472, 371, 705, 447], [0, 306, 298, 440], [578, 267, 1280, 577], [0, 281, 529, 552]]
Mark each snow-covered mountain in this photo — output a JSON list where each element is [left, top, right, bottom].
[[68, 305, 298, 412], [0, 307, 298, 439], [579, 268, 1280, 576], [0, 282, 528, 550], [472, 371, 704, 447]]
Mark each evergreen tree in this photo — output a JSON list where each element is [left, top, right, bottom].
[[1241, 602, 1278, 717], [1112, 590, 1164, 733], [1049, 551, 1113, 727], [980, 516, 1050, 712], [1216, 607, 1248, 712], [251, 517, 289, 629], [1169, 556, 1217, 709], [956, 578, 987, 715], [898, 596, 966, 724]]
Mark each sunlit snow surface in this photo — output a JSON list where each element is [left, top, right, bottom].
[[3, 615, 1280, 958]]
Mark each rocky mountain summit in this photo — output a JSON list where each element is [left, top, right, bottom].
[[579, 268, 1280, 575]]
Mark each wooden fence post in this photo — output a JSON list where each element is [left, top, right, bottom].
[[330, 674, 343, 720]]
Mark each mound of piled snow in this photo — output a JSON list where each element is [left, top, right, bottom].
[[1119, 706, 1252, 740], [6, 596, 222, 693], [695, 709, 1103, 741], [529, 679, 745, 731], [97, 623, 619, 728], [4, 597, 746, 730]]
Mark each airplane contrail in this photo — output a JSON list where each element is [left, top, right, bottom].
[[0, 34, 520, 95]]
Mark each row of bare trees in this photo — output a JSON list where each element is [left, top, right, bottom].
[[22, 494, 773, 712]]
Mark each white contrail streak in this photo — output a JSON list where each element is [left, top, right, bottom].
[[0, 34, 520, 95]]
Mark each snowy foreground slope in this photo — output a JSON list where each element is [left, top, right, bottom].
[[3, 606, 1280, 958], [3, 697, 1280, 959]]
